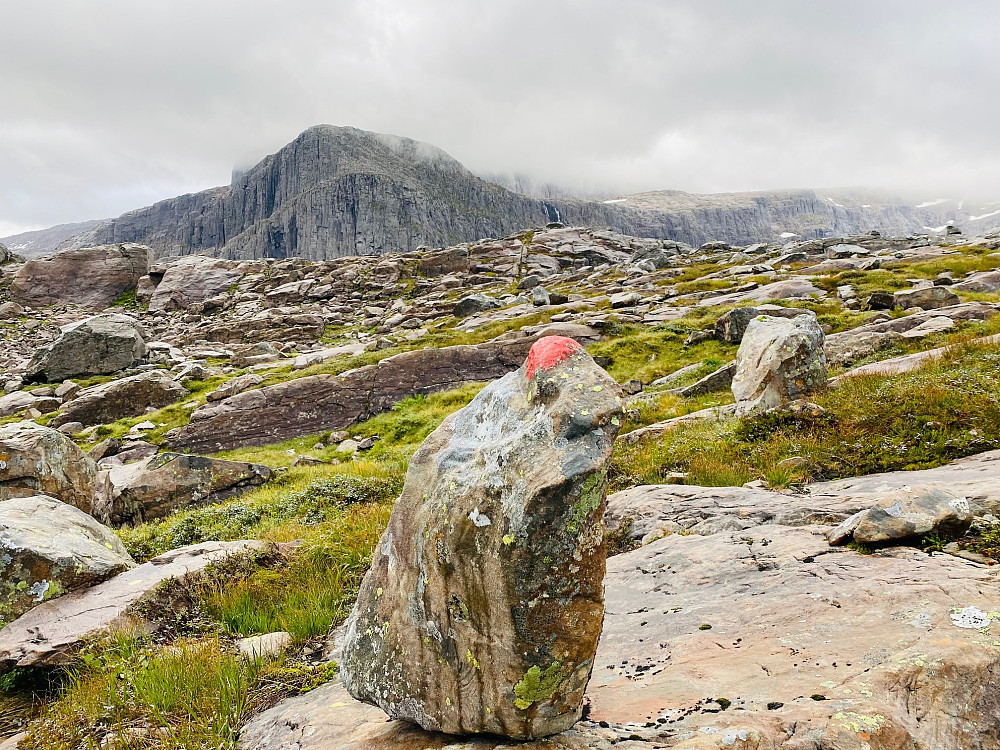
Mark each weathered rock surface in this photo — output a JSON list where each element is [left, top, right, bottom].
[[454, 293, 501, 318], [147, 256, 246, 312], [242, 524, 1000, 750], [894, 284, 960, 310], [165, 330, 600, 454], [731, 313, 827, 415], [713, 305, 811, 344], [92, 452, 272, 526], [0, 422, 97, 512], [0, 540, 267, 670], [25, 312, 148, 383], [340, 337, 624, 739], [824, 328, 903, 366], [9, 243, 151, 310], [51, 370, 186, 427], [0, 496, 134, 624]]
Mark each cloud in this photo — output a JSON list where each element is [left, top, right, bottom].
[[2, 0, 999, 230]]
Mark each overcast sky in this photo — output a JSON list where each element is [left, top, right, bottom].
[[2, 0, 999, 236]]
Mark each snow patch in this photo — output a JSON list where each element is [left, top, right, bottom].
[[603, 198, 627, 204], [917, 198, 951, 208], [969, 209, 1000, 222]]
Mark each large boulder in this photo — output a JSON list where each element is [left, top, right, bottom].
[[51, 370, 186, 428], [9, 243, 151, 310], [25, 313, 148, 383], [731, 313, 827, 415], [0, 496, 134, 625], [453, 293, 501, 318], [894, 285, 960, 310], [92, 452, 273, 526], [147, 256, 244, 312], [340, 337, 624, 739], [0, 422, 97, 512], [714, 305, 813, 344]]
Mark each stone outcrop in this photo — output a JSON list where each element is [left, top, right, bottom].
[[340, 337, 624, 739], [51, 370, 186, 427], [0, 422, 97, 513], [92, 452, 272, 526], [242, 521, 1000, 750], [165, 329, 601, 453], [147, 256, 246, 312], [0, 540, 268, 670], [894, 285, 961, 310], [9, 243, 150, 310], [731, 313, 827, 414], [0, 496, 134, 624], [25, 312, 148, 383]]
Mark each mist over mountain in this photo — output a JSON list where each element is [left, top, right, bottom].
[[8, 126, 1000, 260]]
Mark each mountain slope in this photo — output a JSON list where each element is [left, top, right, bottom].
[[0, 220, 105, 259]]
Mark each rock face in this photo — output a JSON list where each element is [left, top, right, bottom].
[[25, 313, 148, 383], [0, 496, 134, 624], [52, 370, 186, 427], [165, 330, 600, 454], [894, 285, 961, 310], [0, 422, 97, 513], [731, 313, 827, 415], [92, 452, 273, 526], [340, 337, 624, 739], [147, 256, 246, 312], [827, 484, 974, 546], [0, 540, 267, 670], [9, 243, 150, 310]]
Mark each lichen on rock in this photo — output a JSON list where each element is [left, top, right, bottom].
[[339, 336, 624, 739]]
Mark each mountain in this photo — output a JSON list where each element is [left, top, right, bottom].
[[27, 125, 1000, 260], [0, 220, 105, 259]]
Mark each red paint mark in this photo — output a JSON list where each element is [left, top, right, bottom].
[[525, 336, 583, 380]]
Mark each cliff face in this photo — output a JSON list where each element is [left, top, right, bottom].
[[54, 125, 1000, 260], [65, 126, 551, 260]]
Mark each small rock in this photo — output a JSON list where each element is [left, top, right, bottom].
[[238, 631, 292, 661]]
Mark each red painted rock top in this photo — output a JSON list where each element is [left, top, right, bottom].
[[525, 336, 583, 380]]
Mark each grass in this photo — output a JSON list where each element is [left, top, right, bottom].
[[610, 338, 1000, 491]]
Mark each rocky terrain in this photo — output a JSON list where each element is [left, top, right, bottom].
[[9, 126, 1000, 261], [1, 219, 1000, 748]]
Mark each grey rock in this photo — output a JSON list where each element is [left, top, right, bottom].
[[206, 373, 263, 402], [894, 285, 961, 310], [827, 485, 973, 546], [732, 313, 827, 415], [0, 422, 97, 513], [25, 313, 148, 383], [454, 293, 501, 318], [51, 370, 186, 428], [531, 286, 551, 306], [148, 256, 244, 312]]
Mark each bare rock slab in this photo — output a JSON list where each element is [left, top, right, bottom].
[[51, 370, 186, 427], [340, 336, 625, 739], [242, 525, 1000, 749], [0, 539, 267, 670], [0, 495, 134, 625], [0, 421, 97, 513]]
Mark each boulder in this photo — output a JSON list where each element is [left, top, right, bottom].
[[824, 328, 903, 366], [453, 293, 501, 318], [862, 290, 897, 311], [147, 256, 244, 312], [25, 313, 148, 383], [92, 452, 272, 526], [340, 337, 624, 739], [731, 313, 827, 415], [827, 484, 974, 546], [51, 370, 186, 428], [0, 390, 61, 418], [165, 330, 600, 454], [0, 496, 134, 625], [9, 243, 151, 310], [0, 422, 97, 512], [953, 270, 1000, 293], [206, 373, 263, 402], [0, 540, 268, 670], [894, 285, 961, 310], [714, 305, 812, 344]]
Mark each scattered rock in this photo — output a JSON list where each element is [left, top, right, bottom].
[[894, 285, 961, 310], [238, 631, 292, 661], [340, 337, 624, 739], [51, 370, 186, 428], [732, 314, 827, 415], [0, 495, 135, 624], [92, 452, 273, 526], [147, 256, 245, 312], [206, 373, 263, 402], [0, 422, 97, 513], [454, 293, 501, 318], [827, 485, 973, 546]]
